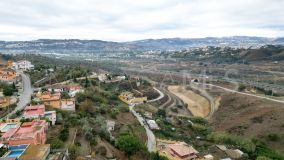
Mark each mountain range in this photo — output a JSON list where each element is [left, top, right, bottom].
[[0, 36, 284, 54]]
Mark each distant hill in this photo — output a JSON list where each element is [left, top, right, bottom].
[[241, 45, 284, 61], [171, 45, 284, 63], [0, 36, 283, 54]]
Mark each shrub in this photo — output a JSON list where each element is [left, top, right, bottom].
[[267, 133, 280, 142], [253, 139, 284, 159], [189, 117, 208, 125], [207, 132, 255, 153], [119, 105, 129, 113], [238, 84, 246, 91]]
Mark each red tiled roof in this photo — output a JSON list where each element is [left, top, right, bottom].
[[23, 105, 45, 117]]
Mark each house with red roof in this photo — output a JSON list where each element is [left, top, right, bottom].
[[157, 140, 199, 160], [0, 119, 48, 145], [22, 105, 57, 125], [23, 105, 45, 119]]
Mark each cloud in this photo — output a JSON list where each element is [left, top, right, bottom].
[[0, 0, 283, 41]]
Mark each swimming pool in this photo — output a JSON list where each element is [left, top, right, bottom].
[[9, 144, 28, 150], [4, 144, 29, 158], [6, 150, 24, 157]]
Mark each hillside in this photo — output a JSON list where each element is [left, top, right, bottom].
[[0, 36, 284, 54], [241, 45, 284, 61]]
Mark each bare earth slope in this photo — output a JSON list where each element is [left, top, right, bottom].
[[210, 92, 284, 154]]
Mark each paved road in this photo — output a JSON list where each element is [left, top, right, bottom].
[[129, 104, 156, 152], [7, 73, 33, 118]]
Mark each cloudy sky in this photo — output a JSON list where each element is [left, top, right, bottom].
[[0, 0, 284, 41]]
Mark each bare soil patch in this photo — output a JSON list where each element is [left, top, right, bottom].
[[168, 85, 210, 118]]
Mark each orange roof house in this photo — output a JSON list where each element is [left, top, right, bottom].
[[0, 119, 48, 145], [38, 91, 75, 111], [0, 68, 17, 82], [39, 92, 61, 109], [158, 140, 199, 160]]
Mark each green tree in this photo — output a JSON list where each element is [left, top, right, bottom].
[[156, 109, 166, 117], [61, 91, 70, 99], [50, 138, 64, 149], [3, 86, 14, 96], [59, 127, 69, 142], [116, 134, 144, 156]]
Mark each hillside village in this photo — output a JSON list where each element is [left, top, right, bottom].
[[0, 55, 281, 160]]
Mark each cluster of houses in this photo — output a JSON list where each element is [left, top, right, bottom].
[[0, 60, 34, 83], [32, 84, 82, 111], [0, 103, 57, 159], [0, 68, 17, 83]]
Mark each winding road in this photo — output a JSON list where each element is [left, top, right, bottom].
[[6, 73, 33, 118], [129, 104, 156, 152]]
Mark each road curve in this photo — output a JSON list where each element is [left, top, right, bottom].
[[147, 87, 165, 103], [8, 73, 33, 117]]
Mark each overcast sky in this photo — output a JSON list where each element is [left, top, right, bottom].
[[0, 0, 284, 41]]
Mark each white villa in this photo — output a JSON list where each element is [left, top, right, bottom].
[[13, 60, 34, 70]]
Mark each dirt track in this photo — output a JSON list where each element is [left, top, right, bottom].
[[168, 85, 210, 118]]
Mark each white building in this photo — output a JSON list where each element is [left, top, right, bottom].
[[98, 74, 107, 82], [44, 111, 57, 125], [13, 60, 34, 70], [146, 119, 160, 130]]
